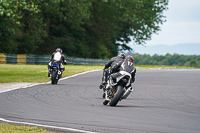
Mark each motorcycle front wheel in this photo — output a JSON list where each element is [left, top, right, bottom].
[[103, 99, 109, 105], [109, 85, 125, 106]]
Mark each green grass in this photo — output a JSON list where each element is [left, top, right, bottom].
[[0, 123, 46, 133], [0, 64, 104, 83]]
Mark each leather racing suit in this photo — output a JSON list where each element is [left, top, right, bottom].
[[111, 60, 136, 88], [99, 56, 124, 89]]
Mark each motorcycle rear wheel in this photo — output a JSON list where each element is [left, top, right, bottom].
[[109, 85, 125, 106], [51, 70, 58, 84]]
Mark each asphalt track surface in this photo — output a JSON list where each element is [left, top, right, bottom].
[[0, 69, 200, 133]]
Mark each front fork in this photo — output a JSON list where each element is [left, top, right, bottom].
[[104, 91, 109, 101], [104, 85, 117, 101]]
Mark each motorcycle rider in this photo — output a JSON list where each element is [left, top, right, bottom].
[[99, 52, 125, 89], [110, 55, 136, 89], [48, 48, 67, 77]]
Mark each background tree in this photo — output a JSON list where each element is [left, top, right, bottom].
[[132, 54, 200, 68], [0, 0, 169, 59], [0, 0, 45, 54]]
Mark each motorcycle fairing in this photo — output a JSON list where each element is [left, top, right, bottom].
[[117, 71, 132, 87]]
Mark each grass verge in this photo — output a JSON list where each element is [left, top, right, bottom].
[[0, 64, 104, 83], [0, 123, 46, 133]]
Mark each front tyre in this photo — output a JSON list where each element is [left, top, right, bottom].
[[103, 99, 109, 105], [109, 85, 125, 106]]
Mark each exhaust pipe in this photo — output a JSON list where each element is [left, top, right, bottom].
[[122, 87, 133, 99]]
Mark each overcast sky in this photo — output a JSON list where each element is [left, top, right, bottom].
[[144, 0, 200, 46]]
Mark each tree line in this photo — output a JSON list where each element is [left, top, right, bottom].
[[132, 54, 200, 68], [0, 0, 168, 59]]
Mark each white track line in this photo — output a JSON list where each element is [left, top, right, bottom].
[[0, 69, 101, 133], [0, 118, 97, 133], [0, 83, 41, 94]]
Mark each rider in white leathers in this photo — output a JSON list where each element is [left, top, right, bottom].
[[48, 48, 67, 77]]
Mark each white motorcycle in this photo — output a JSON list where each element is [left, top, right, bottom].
[[103, 71, 133, 106]]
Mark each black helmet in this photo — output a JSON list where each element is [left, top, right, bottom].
[[118, 52, 125, 59], [56, 48, 62, 53]]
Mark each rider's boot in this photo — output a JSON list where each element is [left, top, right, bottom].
[[58, 70, 62, 78], [60, 69, 64, 77], [99, 69, 108, 89], [99, 77, 107, 89], [47, 63, 51, 77], [48, 72, 50, 77], [48, 68, 51, 77]]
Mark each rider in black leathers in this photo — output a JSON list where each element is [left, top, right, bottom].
[[99, 52, 125, 89], [110, 55, 136, 89], [48, 48, 67, 77]]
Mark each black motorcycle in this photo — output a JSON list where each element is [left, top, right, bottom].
[[103, 71, 133, 106]]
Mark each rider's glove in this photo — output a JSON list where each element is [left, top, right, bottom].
[[108, 69, 111, 74]]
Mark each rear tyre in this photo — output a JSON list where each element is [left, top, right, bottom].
[[51, 70, 57, 84], [109, 85, 125, 106]]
